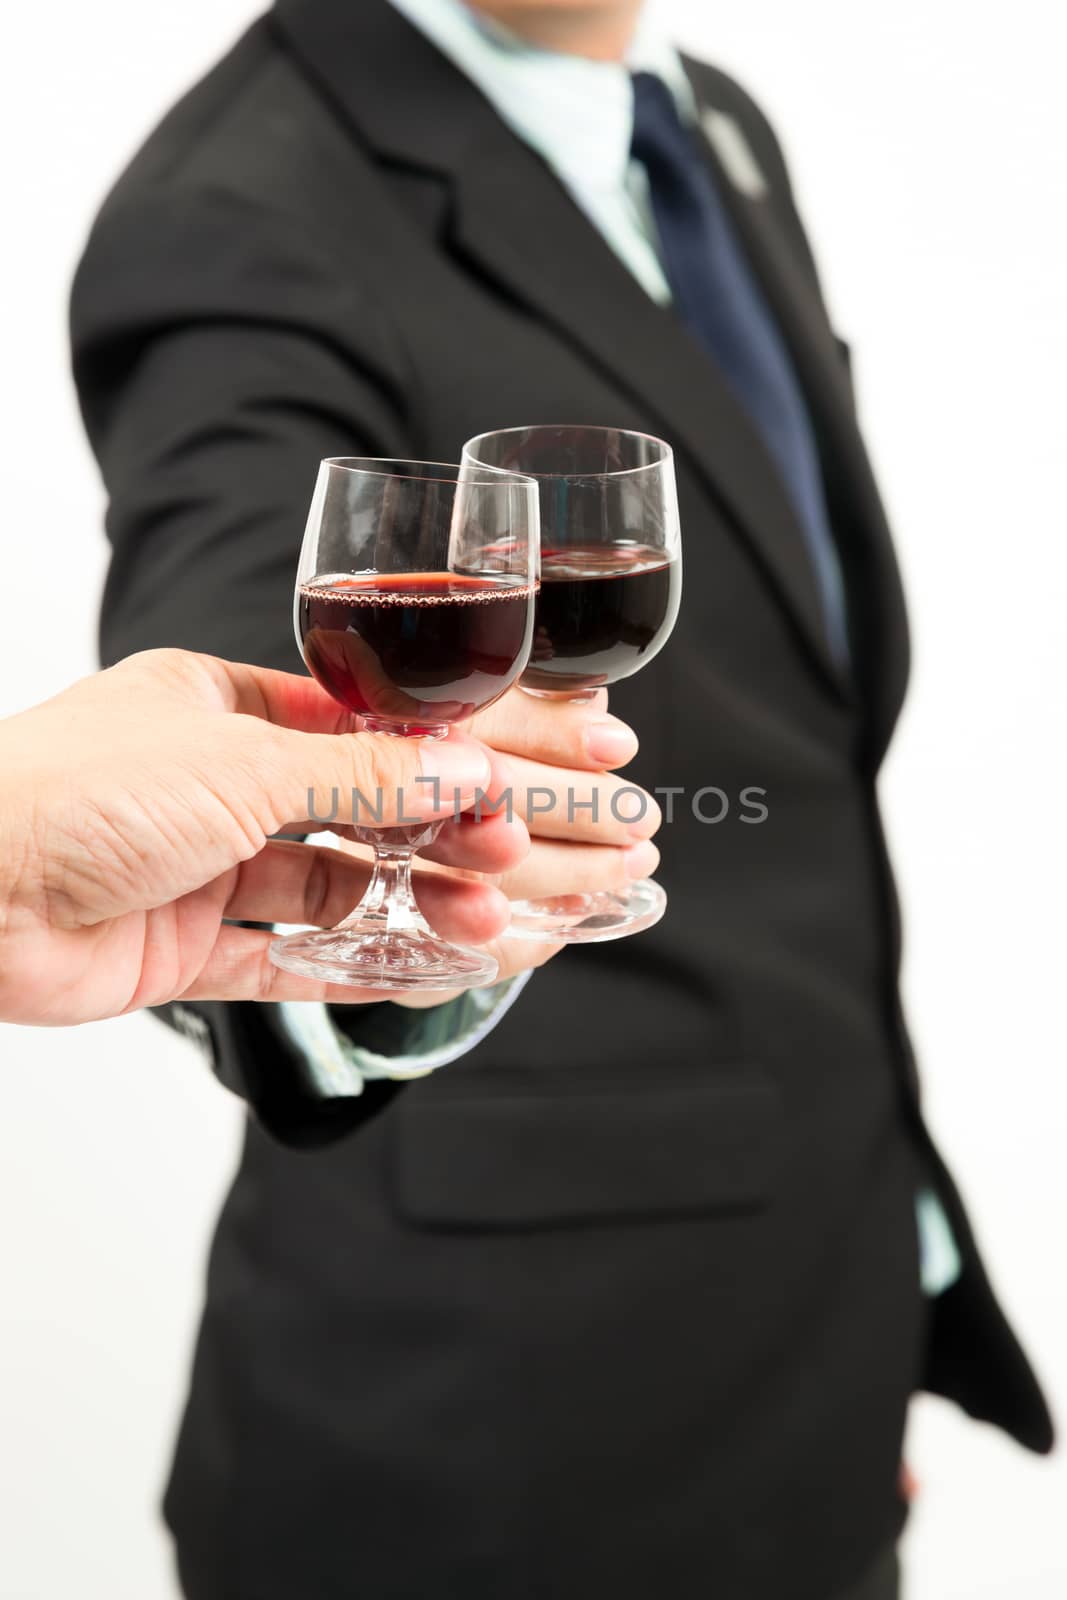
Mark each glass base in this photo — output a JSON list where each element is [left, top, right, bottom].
[[269, 920, 498, 991], [504, 878, 666, 944]]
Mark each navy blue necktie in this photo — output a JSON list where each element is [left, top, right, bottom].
[[630, 72, 849, 666]]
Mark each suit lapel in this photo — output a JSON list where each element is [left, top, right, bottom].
[[270, 0, 875, 705], [689, 86, 911, 745], [450, 141, 852, 698]]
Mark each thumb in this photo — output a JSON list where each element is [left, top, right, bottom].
[[268, 727, 493, 832]]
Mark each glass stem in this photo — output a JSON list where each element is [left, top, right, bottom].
[[360, 847, 421, 933], [340, 821, 444, 936]]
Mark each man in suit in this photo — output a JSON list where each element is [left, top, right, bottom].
[[70, 2, 1052, 1596]]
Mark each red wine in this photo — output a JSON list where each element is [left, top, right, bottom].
[[298, 572, 535, 731], [523, 544, 680, 694]]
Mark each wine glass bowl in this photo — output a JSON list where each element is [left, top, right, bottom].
[[294, 458, 539, 736], [269, 457, 539, 990], [462, 426, 681, 702], [461, 426, 682, 944], [298, 569, 536, 734]]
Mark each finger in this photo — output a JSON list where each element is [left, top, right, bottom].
[[483, 752, 661, 845], [187, 655, 363, 733], [224, 840, 511, 942], [119, 651, 487, 750], [422, 809, 530, 875], [271, 807, 531, 877], [181, 656, 498, 831], [257, 726, 494, 833], [467, 685, 639, 771], [493, 837, 660, 902]]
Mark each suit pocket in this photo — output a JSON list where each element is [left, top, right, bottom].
[[389, 1065, 783, 1230]]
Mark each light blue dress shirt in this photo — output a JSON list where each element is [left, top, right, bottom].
[[280, 0, 960, 1296], [389, 0, 693, 304]]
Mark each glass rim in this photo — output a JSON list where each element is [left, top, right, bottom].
[[321, 455, 539, 491], [462, 424, 674, 482]]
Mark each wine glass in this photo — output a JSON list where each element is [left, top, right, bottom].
[[461, 425, 681, 943], [269, 457, 539, 990]]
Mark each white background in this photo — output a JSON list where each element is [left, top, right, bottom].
[[0, 2, 1064, 1596]]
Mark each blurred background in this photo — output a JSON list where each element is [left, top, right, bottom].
[[0, 2, 1064, 1595]]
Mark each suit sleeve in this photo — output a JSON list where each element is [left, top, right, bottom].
[[69, 182, 513, 1146], [71, 183, 413, 667]]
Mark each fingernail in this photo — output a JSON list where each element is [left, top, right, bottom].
[[624, 840, 660, 880], [416, 738, 491, 801], [585, 718, 639, 767]]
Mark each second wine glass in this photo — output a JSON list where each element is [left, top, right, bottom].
[[462, 425, 682, 943]]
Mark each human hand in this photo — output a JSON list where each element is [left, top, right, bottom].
[[0, 649, 520, 1025], [382, 685, 661, 1008]]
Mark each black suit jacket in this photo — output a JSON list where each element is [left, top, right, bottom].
[[71, 5, 1052, 1596]]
